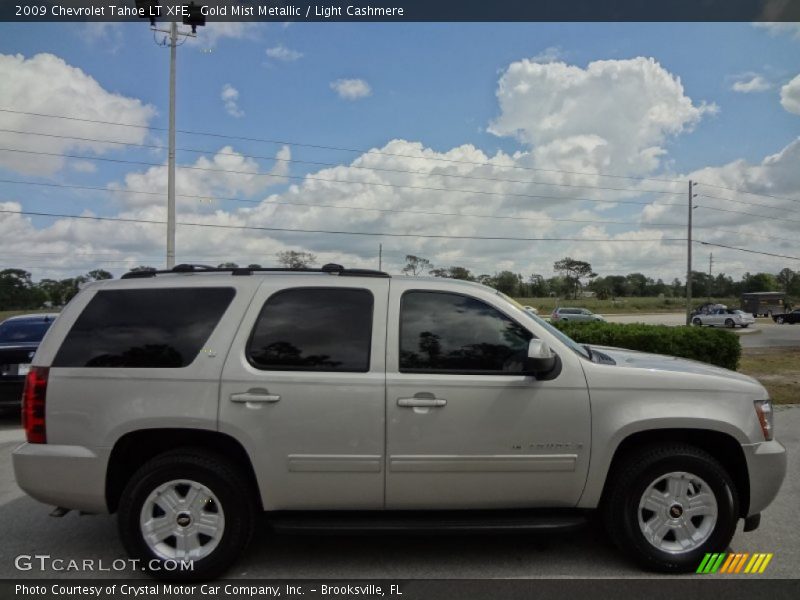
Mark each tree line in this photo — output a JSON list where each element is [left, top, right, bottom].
[[1, 252, 798, 310]]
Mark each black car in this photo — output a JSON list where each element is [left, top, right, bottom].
[[0, 313, 58, 410], [772, 309, 800, 324]]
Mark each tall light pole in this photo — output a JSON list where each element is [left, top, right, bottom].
[[167, 20, 177, 269], [136, 2, 205, 269], [685, 180, 698, 325]]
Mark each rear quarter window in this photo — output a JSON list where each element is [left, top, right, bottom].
[[53, 287, 235, 368]]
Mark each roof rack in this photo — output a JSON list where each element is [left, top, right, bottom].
[[121, 263, 390, 279]]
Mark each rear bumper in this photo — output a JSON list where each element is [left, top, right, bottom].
[[742, 439, 787, 517], [12, 442, 110, 514], [0, 379, 23, 407]]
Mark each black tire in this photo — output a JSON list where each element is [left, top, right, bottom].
[[776, 316, 785, 325], [118, 449, 257, 581], [724, 319, 735, 328], [602, 444, 739, 573], [691, 317, 702, 326]]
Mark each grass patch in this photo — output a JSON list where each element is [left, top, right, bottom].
[[739, 347, 800, 405]]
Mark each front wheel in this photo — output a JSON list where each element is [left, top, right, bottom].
[[724, 319, 735, 328], [118, 449, 257, 580], [603, 444, 739, 572], [691, 317, 702, 326]]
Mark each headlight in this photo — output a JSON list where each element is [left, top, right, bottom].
[[754, 399, 774, 441]]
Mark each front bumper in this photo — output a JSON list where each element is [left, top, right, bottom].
[[12, 442, 110, 514], [742, 439, 787, 517]]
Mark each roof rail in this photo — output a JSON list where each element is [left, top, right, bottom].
[[121, 263, 390, 279]]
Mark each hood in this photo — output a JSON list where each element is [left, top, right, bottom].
[[589, 345, 757, 385]]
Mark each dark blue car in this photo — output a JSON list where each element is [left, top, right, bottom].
[[0, 314, 58, 410]]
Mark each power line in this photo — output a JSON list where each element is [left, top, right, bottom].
[[0, 177, 688, 229], [0, 207, 687, 243], [697, 204, 800, 225], [694, 181, 800, 205], [0, 128, 686, 194], [698, 193, 800, 216], [698, 241, 800, 262], [0, 107, 687, 186], [0, 147, 688, 206]]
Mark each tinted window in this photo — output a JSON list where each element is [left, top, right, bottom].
[[0, 320, 53, 343], [400, 291, 532, 374], [247, 288, 373, 372], [54, 288, 235, 368]]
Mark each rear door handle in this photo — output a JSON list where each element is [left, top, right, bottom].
[[397, 396, 447, 408], [230, 389, 281, 403]]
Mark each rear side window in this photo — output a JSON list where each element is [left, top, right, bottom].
[[53, 288, 235, 368], [400, 291, 532, 374], [247, 288, 373, 372]]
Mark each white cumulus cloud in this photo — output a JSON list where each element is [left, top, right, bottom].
[[488, 57, 717, 176], [266, 45, 303, 61], [221, 84, 244, 118], [731, 74, 771, 93], [330, 78, 372, 100], [780, 74, 800, 115], [0, 53, 156, 175]]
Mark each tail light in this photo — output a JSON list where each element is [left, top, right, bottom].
[[21, 366, 48, 444]]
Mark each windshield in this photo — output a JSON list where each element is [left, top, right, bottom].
[[0, 320, 52, 344], [495, 292, 591, 359]]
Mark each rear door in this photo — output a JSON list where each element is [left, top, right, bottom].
[[219, 276, 390, 510]]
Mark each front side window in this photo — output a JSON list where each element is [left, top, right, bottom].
[[400, 291, 532, 374], [247, 288, 373, 372], [54, 288, 235, 368]]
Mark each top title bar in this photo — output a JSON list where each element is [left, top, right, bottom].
[[3, 0, 800, 22]]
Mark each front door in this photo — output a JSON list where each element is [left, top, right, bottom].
[[385, 280, 591, 509], [219, 277, 389, 510]]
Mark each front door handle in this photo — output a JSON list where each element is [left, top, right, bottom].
[[397, 394, 447, 408], [230, 389, 281, 403]]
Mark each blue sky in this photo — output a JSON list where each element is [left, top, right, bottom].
[[1, 21, 799, 279]]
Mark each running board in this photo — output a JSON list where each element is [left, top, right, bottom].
[[267, 509, 589, 535]]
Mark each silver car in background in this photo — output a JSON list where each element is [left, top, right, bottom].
[[550, 307, 606, 323], [692, 308, 755, 328]]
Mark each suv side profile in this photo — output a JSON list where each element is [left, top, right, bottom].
[[550, 307, 605, 322], [14, 264, 786, 580]]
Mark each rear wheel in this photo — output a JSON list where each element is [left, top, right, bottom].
[[603, 444, 738, 572], [691, 317, 702, 326], [776, 316, 785, 324], [118, 449, 257, 580], [724, 319, 735, 328]]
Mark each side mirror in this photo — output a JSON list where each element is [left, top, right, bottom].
[[525, 339, 558, 378]]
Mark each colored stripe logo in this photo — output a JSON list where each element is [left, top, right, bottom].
[[696, 553, 773, 574]]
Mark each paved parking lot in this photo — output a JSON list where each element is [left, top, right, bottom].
[[0, 407, 797, 580]]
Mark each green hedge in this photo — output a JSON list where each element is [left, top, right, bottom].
[[552, 321, 741, 370]]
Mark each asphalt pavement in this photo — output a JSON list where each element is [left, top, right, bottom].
[[0, 406, 797, 580]]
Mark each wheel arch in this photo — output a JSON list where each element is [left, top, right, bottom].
[[105, 428, 262, 514], [596, 428, 750, 518]]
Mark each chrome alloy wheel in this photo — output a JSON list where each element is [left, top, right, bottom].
[[637, 471, 718, 554], [139, 479, 225, 561]]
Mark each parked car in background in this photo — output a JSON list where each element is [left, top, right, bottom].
[[550, 307, 605, 322], [772, 309, 800, 325], [0, 313, 58, 411], [692, 308, 755, 329], [691, 303, 727, 317]]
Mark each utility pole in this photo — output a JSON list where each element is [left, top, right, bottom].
[[378, 243, 382, 271], [166, 20, 177, 269], [708, 252, 713, 301], [686, 180, 693, 325], [136, 2, 205, 269]]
